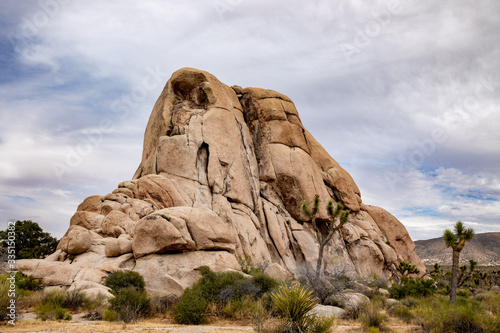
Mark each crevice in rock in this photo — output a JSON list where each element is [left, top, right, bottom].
[[234, 115, 260, 215], [196, 142, 210, 186], [262, 204, 281, 261]]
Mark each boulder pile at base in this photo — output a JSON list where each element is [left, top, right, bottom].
[[17, 68, 424, 297]]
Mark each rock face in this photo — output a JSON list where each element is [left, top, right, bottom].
[[17, 68, 424, 295]]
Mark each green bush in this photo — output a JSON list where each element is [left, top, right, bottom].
[[171, 266, 278, 325], [308, 316, 335, 333], [102, 309, 118, 321], [41, 289, 65, 307], [196, 266, 276, 302], [171, 287, 208, 325], [34, 303, 71, 321], [82, 293, 108, 312], [105, 270, 145, 294], [251, 272, 278, 295], [270, 283, 318, 333], [196, 266, 247, 301], [31, 288, 92, 321], [39, 288, 88, 310], [15, 272, 44, 292], [61, 288, 86, 310], [390, 277, 436, 299], [109, 287, 150, 323]]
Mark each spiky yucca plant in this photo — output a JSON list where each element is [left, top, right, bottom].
[[271, 283, 318, 332], [443, 221, 475, 303]]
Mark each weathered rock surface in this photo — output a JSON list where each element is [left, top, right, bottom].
[[309, 304, 345, 318], [17, 68, 424, 295]]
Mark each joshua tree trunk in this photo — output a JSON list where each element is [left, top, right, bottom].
[[315, 229, 335, 279], [450, 248, 460, 303], [316, 241, 326, 279]]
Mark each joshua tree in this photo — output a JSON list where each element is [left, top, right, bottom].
[[421, 262, 441, 278], [397, 261, 420, 277], [302, 195, 349, 279], [443, 221, 475, 303]]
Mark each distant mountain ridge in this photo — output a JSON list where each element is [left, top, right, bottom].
[[415, 232, 500, 266]]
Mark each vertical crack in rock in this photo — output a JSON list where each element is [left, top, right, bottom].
[[196, 142, 209, 187]]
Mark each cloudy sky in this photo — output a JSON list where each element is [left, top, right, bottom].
[[0, 0, 499, 241]]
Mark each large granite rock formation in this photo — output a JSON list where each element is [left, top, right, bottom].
[[17, 68, 424, 296]]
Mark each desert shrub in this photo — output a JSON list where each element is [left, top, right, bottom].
[[172, 266, 277, 325], [34, 303, 71, 321], [108, 287, 150, 323], [52, 305, 68, 320], [370, 293, 387, 306], [237, 278, 261, 298], [308, 316, 335, 333], [222, 295, 259, 319], [341, 304, 360, 320], [362, 274, 389, 294], [39, 288, 89, 310], [474, 291, 500, 314], [17, 290, 45, 309], [41, 289, 66, 307], [150, 294, 179, 316], [358, 301, 387, 331], [15, 272, 44, 292], [301, 271, 354, 305], [31, 288, 92, 320], [389, 304, 415, 323], [301, 275, 332, 305], [196, 266, 276, 302], [330, 272, 354, 292], [102, 309, 118, 321], [251, 298, 277, 333], [390, 277, 436, 299], [399, 296, 420, 309], [105, 270, 145, 294], [251, 272, 278, 295], [61, 288, 86, 310], [415, 295, 499, 333], [171, 287, 208, 325], [196, 266, 251, 302], [270, 283, 318, 333], [82, 293, 108, 312]]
